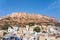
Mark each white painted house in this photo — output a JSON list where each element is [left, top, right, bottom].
[[8, 27, 14, 33]]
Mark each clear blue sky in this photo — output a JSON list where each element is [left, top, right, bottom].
[[0, 0, 60, 22]]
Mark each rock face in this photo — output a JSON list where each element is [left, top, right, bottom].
[[0, 12, 57, 27]]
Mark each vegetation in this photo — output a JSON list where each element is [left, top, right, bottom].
[[27, 22, 35, 26], [36, 22, 41, 25], [1, 24, 11, 30], [33, 26, 40, 33], [5, 17, 11, 20], [55, 22, 60, 26]]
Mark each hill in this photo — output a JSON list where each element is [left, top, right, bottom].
[[0, 12, 57, 28]]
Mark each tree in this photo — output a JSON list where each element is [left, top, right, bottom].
[[27, 22, 35, 26], [55, 22, 60, 26], [33, 26, 40, 33], [5, 17, 11, 20], [1, 24, 10, 30]]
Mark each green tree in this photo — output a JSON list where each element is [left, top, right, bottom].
[[27, 22, 35, 26], [33, 26, 40, 33], [1, 24, 10, 30], [5, 17, 11, 20], [55, 22, 60, 26]]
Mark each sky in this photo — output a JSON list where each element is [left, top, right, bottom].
[[0, 0, 60, 22]]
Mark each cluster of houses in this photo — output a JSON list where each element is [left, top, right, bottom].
[[0, 24, 60, 40]]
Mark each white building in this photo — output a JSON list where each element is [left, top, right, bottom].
[[13, 26, 19, 31], [8, 27, 14, 33]]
